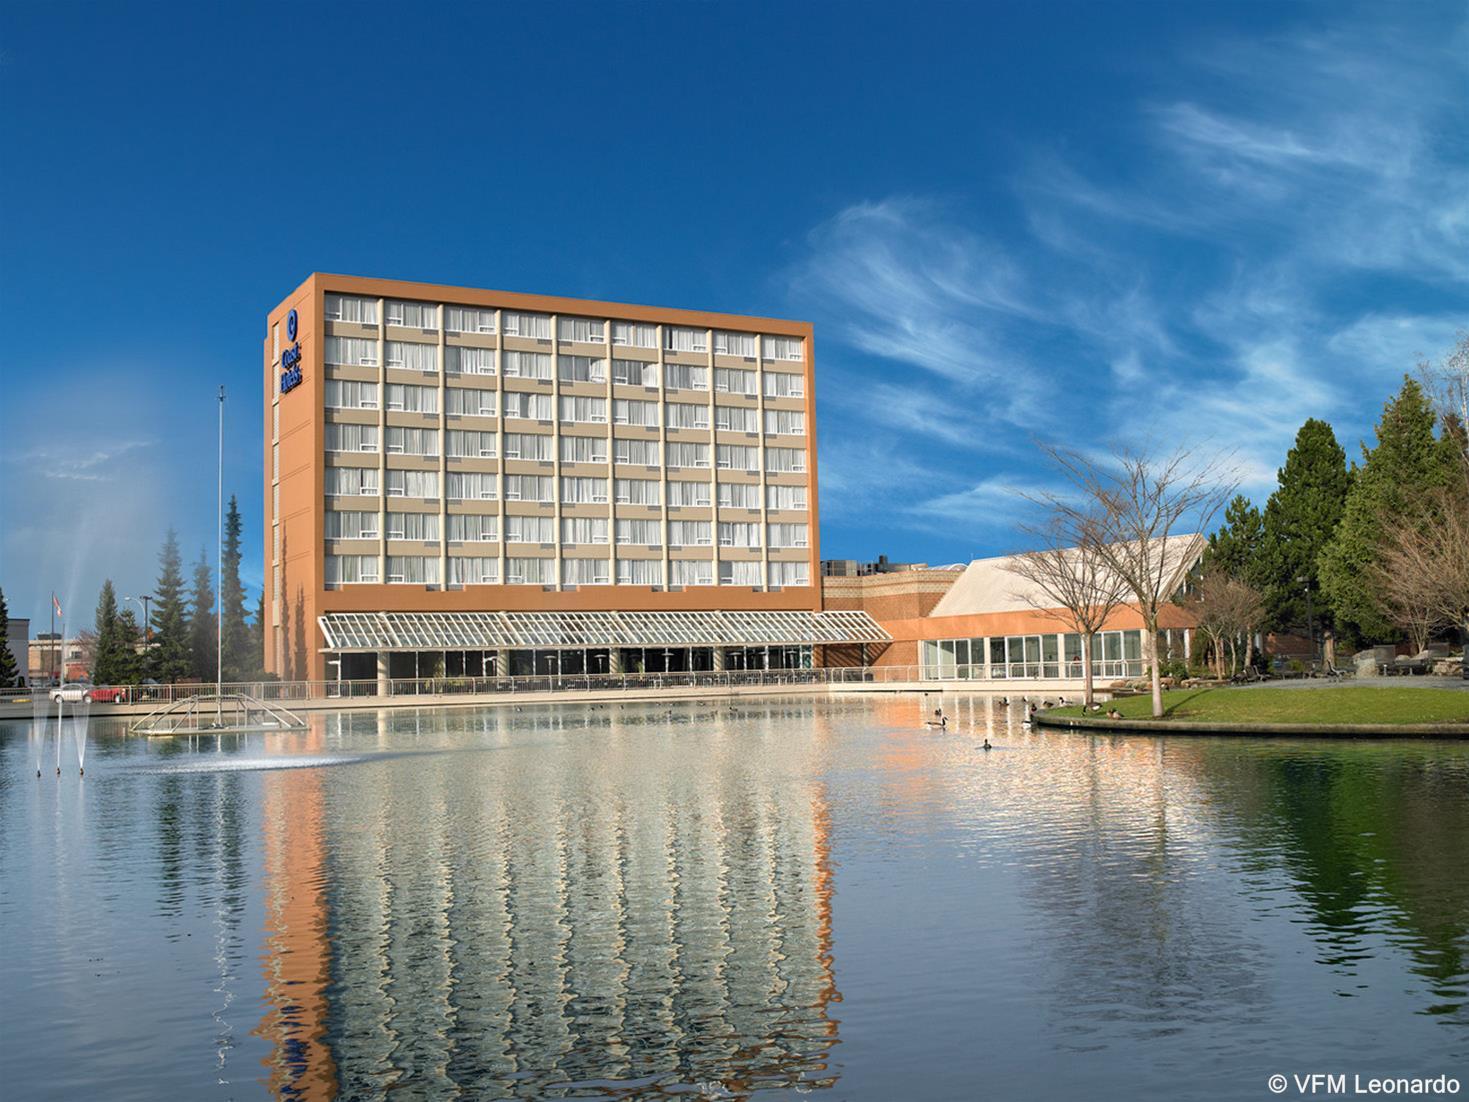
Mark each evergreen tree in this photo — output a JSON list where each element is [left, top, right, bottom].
[[91, 580, 124, 684], [0, 587, 19, 687], [147, 529, 192, 682], [188, 548, 217, 682], [1206, 495, 1263, 580], [250, 588, 267, 678], [1255, 419, 1350, 636], [219, 496, 251, 681], [1318, 378, 1458, 644], [114, 608, 145, 684]]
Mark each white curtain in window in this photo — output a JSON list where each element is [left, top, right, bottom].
[[447, 430, 495, 458], [446, 346, 496, 375], [666, 442, 709, 468], [325, 554, 378, 584], [445, 306, 496, 334], [386, 427, 439, 456], [767, 523, 809, 548], [713, 331, 756, 357], [766, 484, 807, 511], [669, 520, 712, 546], [386, 341, 439, 373], [504, 433, 553, 460], [716, 445, 757, 471], [448, 514, 498, 541], [561, 517, 608, 544], [719, 482, 759, 508], [611, 322, 656, 348], [387, 301, 438, 329], [387, 383, 438, 413], [765, 447, 805, 473], [325, 336, 378, 366], [325, 379, 379, 409], [768, 560, 810, 587], [506, 515, 554, 542], [561, 557, 610, 585], [715, 405, 757, 432], [558, 355, 607, 383], [615, 518, 661, 544], [612, 358, 659, 385], [764, 409, 805, 436], [561, 435, 608, 464], [448, 556, 499, 583], [507, 557, 552, 584], [719, 560, 761, 586], [326, 423, 379, 453], [445, 472, 495, 500], [325, 511, 378, 539], [503, 475, 551, 502], [326, 466, 380, 496], [557, 317, 605, 343], [502, 312, 551, 339], [613, 438, 659, 466], [387, 512, 440, 540], [763, 370, 804, 397], [613, 399, 658, 427], [615, 478, 660, 505], [560, 477, 608, 504], [445, 387, 496, 416], [616, 558, 663, 585], [503, 391, 552, 419], [559, 395, 607, 423], [671, 560, 714, 586], [325, 294, 379, 324], [715, 367, 756, 395], [665, 327, 708, 353], [667, 480, 711, 507], [718, 522, 761, 548], [503, 351, 552, 379], [665, 363, 708, 391], [387, 555, 441, 584], [762, 336, 803, 361], [665, 402, 708, 430]]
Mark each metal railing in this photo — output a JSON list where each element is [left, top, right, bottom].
[[0, 662, 1130, 710]]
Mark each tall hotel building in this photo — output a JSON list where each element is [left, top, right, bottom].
[[264, 274, 886, 683]]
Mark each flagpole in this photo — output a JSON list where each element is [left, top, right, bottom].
[[217, 385, 225, 726]]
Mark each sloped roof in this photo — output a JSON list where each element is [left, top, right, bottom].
[[929, 533, 1206, 618]]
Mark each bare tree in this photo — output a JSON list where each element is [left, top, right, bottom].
[[1035, 445, 1236, 718], [1372, 464, 1469, 653], [1003, 513, 1131, 708], [1188, 570, 1266, 677]]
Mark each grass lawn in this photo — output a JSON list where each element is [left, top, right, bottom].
[[1049, 686, 1469, 726]]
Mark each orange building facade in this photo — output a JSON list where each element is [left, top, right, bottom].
[[262, 274, 892, 683]]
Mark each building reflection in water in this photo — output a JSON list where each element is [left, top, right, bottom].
[[254, 701, 841, 1099]]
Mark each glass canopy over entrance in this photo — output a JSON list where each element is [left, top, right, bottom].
[[318, 609, 890, 653]]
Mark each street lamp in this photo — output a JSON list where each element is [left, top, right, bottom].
[[1297, 575, 1317, 671], [126, 594, 153, 643]]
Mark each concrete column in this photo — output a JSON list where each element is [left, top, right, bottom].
[[608, 647, 622, 674], [495, 648, 510, 677], [713, 646, 726, 672], [376, 651, 389, 697]]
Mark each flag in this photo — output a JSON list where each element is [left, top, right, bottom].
[[53, 594, 62, 619]]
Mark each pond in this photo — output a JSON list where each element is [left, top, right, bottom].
[[2, 693, 1467, 1100]]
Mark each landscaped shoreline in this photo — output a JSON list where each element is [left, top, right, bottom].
[[1039, 685, 1469, 737]]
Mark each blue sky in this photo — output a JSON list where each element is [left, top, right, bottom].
[[1, 1, 1465, 632]]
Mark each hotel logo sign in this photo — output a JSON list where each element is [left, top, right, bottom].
[[280, 308, 303, 394]]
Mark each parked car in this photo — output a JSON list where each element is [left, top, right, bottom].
[[87, 686, 130, 703], [49, 683, 93, 703]]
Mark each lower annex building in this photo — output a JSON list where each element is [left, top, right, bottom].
[[264, 273, 887, 684]]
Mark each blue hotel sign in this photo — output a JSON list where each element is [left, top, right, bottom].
[[279, 308, 303, 394]]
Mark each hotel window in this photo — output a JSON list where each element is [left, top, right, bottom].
[[764, 409, 805, 436], [616, 519, 661, 545], [664, 363, 708, 391], [386, 383, 438, 413], [766, 484, 807, 511], [387, 469, 440, 498], [669, 520, 712, 546], [445, 387, 496, 416], [615, 478, 660, 505], [386, 301, 438, 330], [448, 514, 498, 542], [445, 305, 495, 334], [387, 511, 440, 541], [562, 558, 610, 586], [667, 480, 711, 507], [326, 423, 379, 453], [504, 433, 553, 461], [506, 557, 553, 585], [665, 402, 709, 430], [273, 322, 280, 362], [560, 476, 608, 504], [445, 346, 496, 376], [386, 426, 439, 456], [715, 405, 757, 432], [714, 331, 756, 357], [665, 326, 707, 353], [558, 316, 606, 343], [561, 435, 608, 464], [766, 447, 806, 474], [715, 367, 757, 395], [503, 474, 552, 502], [326, 467, 380, 496], [719, 560, 761, 586], [506, 515, 554, 543], [325, 294, 379, 325], [386, 341, 439, 373], [719, 522, 761, 548], [763, 371, 805, 399], [387, 555, 440, 585], [612, 358, 659, 386], [503, 351, 552, 380], [613, 438, 659, 466], [325, 379, 379, 410], [273, 405, 279, 441], [445, 471, 494, 500], [767, 560, 810, 587], [611, 321, 656, 348], [718, 482, 759, 509], [325, 510, 379, 539], [767, 522, 809, 548], [617, 558, 663, 586], [326, 336, 378, 366], [503, 391, 553, 420], [561, 516, 608, 544], [671, 560, 714, 587], [446, 430, 495, 458], [717, 444, 758, 472], [559, 356, 608, 386], [559, 395, 607, 424], [613, 398, 659, 427], [763, 335, 804, 361], [666, 442, 710, 469], [448, 556, 499, 584], [502, 311, 551, 339], [324, 554, 378, 585]]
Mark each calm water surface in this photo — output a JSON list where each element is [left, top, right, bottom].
[[2, 694, 1467, 1100]]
